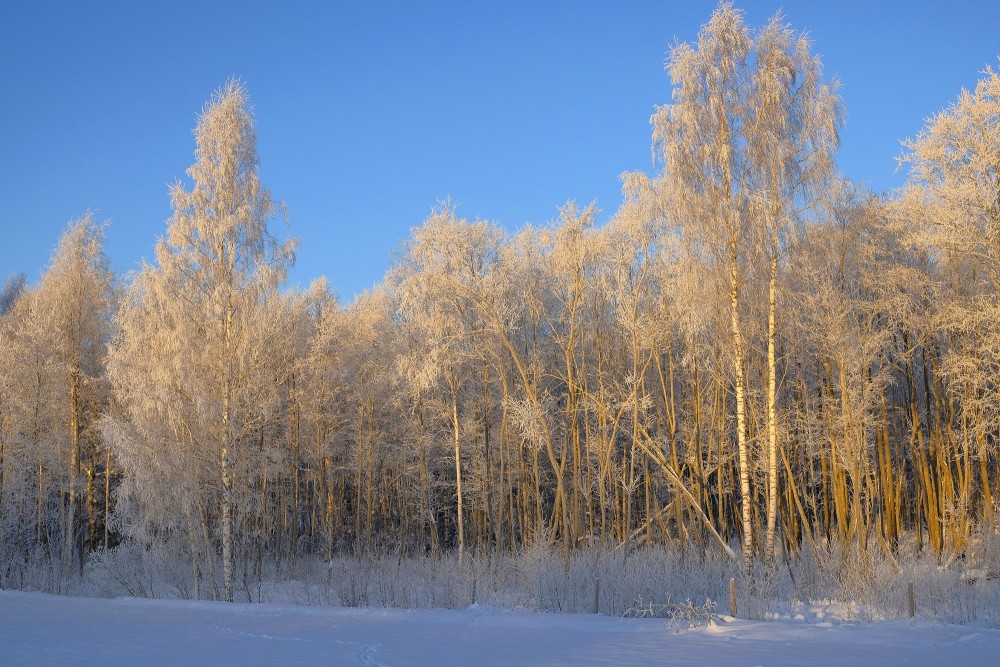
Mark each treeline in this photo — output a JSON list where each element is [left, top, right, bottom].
[[1, 4, 998, 602]]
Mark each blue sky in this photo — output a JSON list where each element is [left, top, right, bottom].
[[1, 1, 997, 301]]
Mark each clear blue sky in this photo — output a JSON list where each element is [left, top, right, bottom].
[[2, 1, 997, 301]]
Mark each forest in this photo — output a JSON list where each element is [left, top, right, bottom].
[[1, 4, 999, 617]]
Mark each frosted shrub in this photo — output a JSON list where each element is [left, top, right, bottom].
[[902, 544, 1000, 626], [522, 544, 737, 617], [737, 557, 791, 620], [624, 597, 720, 631], [817, 540, 899, 620], [87, 543, 160, 599], [513, 534, 552, 609], [970, 510, 1000, 581], [268, 543, 746, 616], [86, 537, 222, 601], [1, 546, 84, 596], [41, 535, 1000, 628]]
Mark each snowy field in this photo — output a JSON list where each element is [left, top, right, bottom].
[[2, 591, 1000, 666]]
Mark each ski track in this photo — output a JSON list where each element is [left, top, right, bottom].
[[355, 641, 386, 667]]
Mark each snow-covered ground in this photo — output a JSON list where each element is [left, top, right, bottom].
[[2, 590, 999, 666]]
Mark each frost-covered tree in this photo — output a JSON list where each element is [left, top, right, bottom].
[[37, 215, 115, 570], [899, 65, 1000, 291], [0, 216, 114, 580], [0, 287, 63, 577], [106, 79, 295, 601], [650, 2, 842, 561], [393, 204, 504, 562], [898, 64, 1000, 533], [787, 195, 894, 547]]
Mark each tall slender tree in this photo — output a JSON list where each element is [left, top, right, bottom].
[[107, 79, 295, 601], [650, 2, 842, 561], [38, 214, 115, 571]]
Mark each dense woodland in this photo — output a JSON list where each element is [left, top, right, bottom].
[[2, 5, 999, 605]]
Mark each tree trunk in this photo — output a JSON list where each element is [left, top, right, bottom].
[[730, 239, 753, 562], [451, 381, 464, 563], [66, 363, 81, 572], [766, 247, 778, 562]]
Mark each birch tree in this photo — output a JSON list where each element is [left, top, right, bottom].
[[650, 2, 842, 561], [107, 79, 295, 601]]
